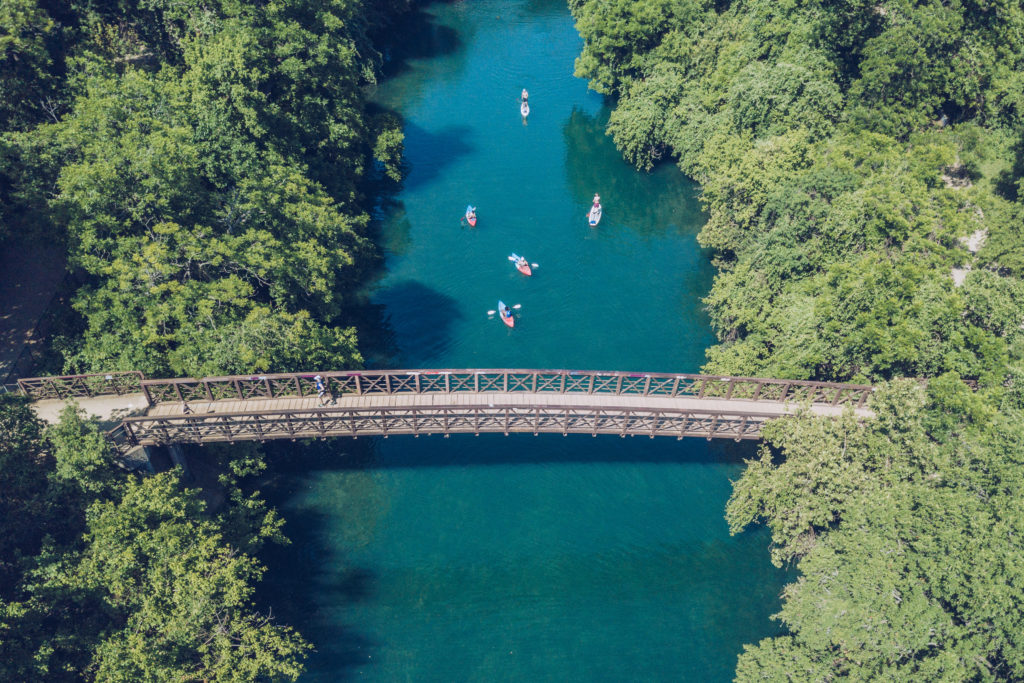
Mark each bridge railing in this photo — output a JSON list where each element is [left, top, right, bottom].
[[121, 403, 785, 444], [140, 369, 873, 408], [18, 371, 146, 401]]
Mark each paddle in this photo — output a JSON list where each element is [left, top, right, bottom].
[[507, 255, 539, 268], [486, 304, 522, 316]]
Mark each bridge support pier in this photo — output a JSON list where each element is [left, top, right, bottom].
[[168, 443, 191, 478]]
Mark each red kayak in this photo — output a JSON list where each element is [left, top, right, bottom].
[[498, 300, 515, 328], [509, 253, 532, 276], [465, 205, 477, 227]]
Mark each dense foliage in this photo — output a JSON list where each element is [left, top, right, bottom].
[[2, 0, 409, 377], [0, 397, 307, 681], [2, 0, 410, 678], [572, 0, 1024, 678], [573, 0, 1024, 384], [728, 378, 1024, 679]]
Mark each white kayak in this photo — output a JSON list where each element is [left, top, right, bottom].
[[588, 204, 602, 226], [521, 101, 530, 117]]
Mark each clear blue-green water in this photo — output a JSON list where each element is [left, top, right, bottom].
[[260, 0, 789, 679]]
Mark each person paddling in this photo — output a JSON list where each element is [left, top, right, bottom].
[[521, 88, 528, 103]]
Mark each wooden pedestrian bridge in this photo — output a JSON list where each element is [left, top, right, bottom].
[[18, 369, 874, 450]]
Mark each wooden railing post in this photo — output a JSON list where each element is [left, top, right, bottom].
[[858, 388, 872, 408], [122, 421, 137, 446]]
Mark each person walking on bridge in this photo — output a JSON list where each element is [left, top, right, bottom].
[[314, 375, 334, 406]]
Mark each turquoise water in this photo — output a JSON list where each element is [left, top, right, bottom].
[[260, 0, 789, 679]]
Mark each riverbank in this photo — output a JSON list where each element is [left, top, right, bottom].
[[570, 0, 1024, 677]]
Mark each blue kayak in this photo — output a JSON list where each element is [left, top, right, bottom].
[[497, 300, 514, 328]]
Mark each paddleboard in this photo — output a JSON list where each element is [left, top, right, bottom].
[[521, 101, 530, 117], [589, 204, 602, 226], [466, 205, 477, 227]]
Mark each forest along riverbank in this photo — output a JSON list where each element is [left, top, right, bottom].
[[0, 0, 410, 679], [570, 0, 1024, 679], [259, 0, 789, 681]]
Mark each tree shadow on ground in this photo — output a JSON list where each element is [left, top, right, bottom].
[[994, 131, 1024, 201]]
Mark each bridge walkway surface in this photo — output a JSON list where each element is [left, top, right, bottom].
[[145, 391, 861, 418]]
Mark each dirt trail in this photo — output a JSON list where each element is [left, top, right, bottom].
[[0, 237, 66, 383]]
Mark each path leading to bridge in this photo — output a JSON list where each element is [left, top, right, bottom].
[[0, 237, 66, 383], [32, 393, 151, 429]]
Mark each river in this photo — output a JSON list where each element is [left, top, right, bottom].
[[260, 0, 789, 679]]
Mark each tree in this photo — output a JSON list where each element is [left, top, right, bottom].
[[729, 382, 1024, 680], [0, 0, 56, 131], [1, 400, 308, 681], [572, 0, 1024, 676], [72, 474, 310, 682]]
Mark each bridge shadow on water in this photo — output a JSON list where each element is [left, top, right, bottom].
[[262, 430, 760, 473]]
